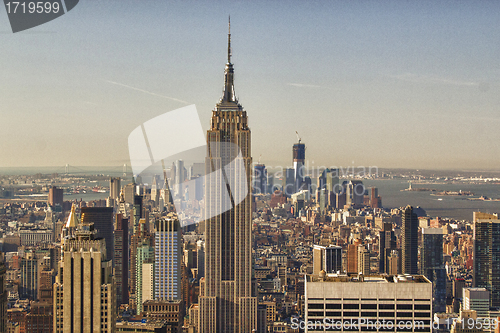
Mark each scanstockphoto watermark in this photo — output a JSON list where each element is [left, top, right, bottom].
[[3, 0, 79, 33], [291, 318, 427, 331]]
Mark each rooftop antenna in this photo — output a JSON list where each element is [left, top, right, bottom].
[[295, 131, 301, 144], [227, 15, 232, 64]]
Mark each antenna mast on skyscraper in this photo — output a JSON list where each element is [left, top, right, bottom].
[[296, 131, 301, 144], [228, 15, 232, 63]]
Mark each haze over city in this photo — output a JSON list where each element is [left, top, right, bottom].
[[1, 0, 499, 169]]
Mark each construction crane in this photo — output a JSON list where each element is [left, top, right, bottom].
[[296, 131, 301, 144]]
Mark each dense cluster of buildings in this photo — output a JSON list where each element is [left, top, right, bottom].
[[0, 25, 499, 333]]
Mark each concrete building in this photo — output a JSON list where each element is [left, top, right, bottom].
[[155, 215, 182, 301], [463, 287, 490, 317], [53, 205, 115, 333], [142, 261, 155, 304], [48, 186, 63, 207], [313, 245, 342, 275], [19, 228, 53, 246], [304, 273, 433, 333]]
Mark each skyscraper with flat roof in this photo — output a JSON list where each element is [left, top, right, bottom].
[[109, 177, 121, 201], [154, 214, 182, 301], [402, 205, 419, 275], [114, 213, 129, 309], [473, 213, 500, 307], [199, 20, 257, 333], [421, 228, 446, 313]]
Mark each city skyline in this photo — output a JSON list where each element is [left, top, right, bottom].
[[1, 1, 500, 170]]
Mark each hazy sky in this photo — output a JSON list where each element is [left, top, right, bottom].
[[1, 0, 499, 170]]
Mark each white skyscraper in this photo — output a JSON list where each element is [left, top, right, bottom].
[[154, 214, 182, 300]]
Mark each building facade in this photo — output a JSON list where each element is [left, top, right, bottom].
[[304, 274, 433, 333], [53, 206, 116, 333], [402, 206, 419, 275], [198, 21, 257, 333], [155, 215, 182, 301], [473, 215, 500, 307]]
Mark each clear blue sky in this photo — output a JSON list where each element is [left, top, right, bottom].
[[1, 0, 499, 170]]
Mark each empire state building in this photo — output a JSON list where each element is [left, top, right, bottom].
[[199, 20, 257, 333]]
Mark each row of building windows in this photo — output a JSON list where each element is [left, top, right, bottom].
[[308, 304, 430, 311]]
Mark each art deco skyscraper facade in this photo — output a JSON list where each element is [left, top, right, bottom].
[[53, 206, 116, 333], [199, 20, 257, 333]]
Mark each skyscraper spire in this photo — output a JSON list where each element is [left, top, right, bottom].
[[228, 16, 231, 64], [219, 16, 239, 106]]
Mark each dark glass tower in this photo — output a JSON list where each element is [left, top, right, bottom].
[[473, 216, 500, 307], [420, 228, 446, 313], [401, 205, 418, 275], [80, 207, 114, 261]]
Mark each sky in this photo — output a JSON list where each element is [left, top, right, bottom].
[[1, 0, 499, 171]]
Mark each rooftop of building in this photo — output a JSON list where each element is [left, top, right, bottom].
[[306, 273, 431, 284]]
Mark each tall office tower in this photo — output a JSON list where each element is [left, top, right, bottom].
[[386, 249, 401, 275], [473, 213, 500, 307], [0, 253, 6, 333], [420, 228, 446, 313], [197, 239, 205, 279], [175, 159, 185, 198], [20, 251, 39, 299], [313, 245, 342, 275], [132, 195, 143, 233], [402, 205, 419, 275], [370, 187, 381, 208], [80, 207, 114, 261], [53, 205, 115, 333], [114, 213, 129, 308], [124, 182, 136, 204], [346, 243, 359, 274], [453, 278, 466, 313], [357, 245, 370, 275], [130, 219, 152, 312], [282, 168, 295, 197], [28, 261, 55, 332], [379, 222, 396, 274], [155, 215, 182, 301], [48, 186, 64, 207], [253, 164, 267, 195], [293, 140, 305, 193], [326, 169, 340, 193], [346, 180, 364, 207], [109, 177, 121, 200], [420, 228, 444, 271], [199, 20, 257, 333]]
